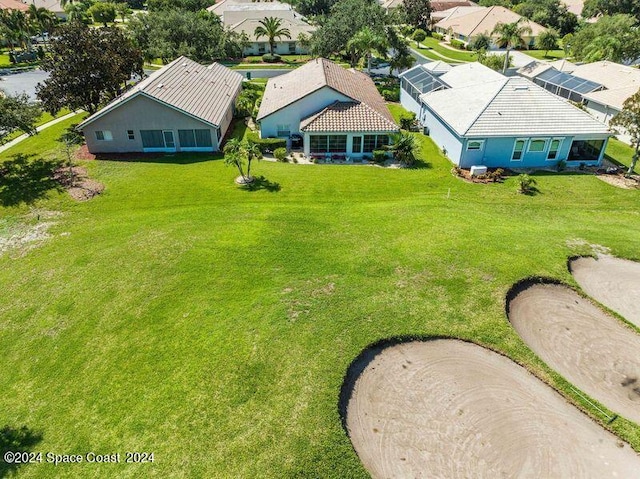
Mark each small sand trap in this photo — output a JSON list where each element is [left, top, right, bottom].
[[343, 340, 640, 479], [508, 282, 640, 424], [570, 256, 640, 328]]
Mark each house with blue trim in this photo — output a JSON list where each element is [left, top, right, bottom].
[[400, 62, 612, 169]]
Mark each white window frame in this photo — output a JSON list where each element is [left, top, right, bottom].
[[127, 130, 135, 140], [547, 137, 564, 160], [466, 140, 485, 151], [528, 138, 548, 153], [95, 130, 112, 141], [511, 138, 527, 161]]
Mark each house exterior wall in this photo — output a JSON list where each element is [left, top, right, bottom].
[[420, 103, 464, 165], [82, 94, 235, 154], [400, 87, 422, 118], [243, 41, 309, 56], [259, 86, 352, 138], [457, 135, 610, 168], [585, 100, 631, 144]]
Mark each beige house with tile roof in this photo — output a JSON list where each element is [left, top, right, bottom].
[[435, 6, 546, 47], [257, 58, 398, 159], [227, 16, 315, 56], [77, 57, 242, 154]]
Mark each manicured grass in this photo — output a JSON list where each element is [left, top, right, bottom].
[[525, 49, 566, 61], [418, 37, 476, 62], [605, 137, 637, 172], [1, 109, 640, 478], [1, 109, 72, 145]]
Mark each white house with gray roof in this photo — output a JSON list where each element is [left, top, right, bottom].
[[404, 62, 611, 168], [77, 57, 242, 154], [257, 58, 398, 159]]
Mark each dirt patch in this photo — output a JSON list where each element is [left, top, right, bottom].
[[0, 210, 62, 257], [343, 339, 640, 478], [54, 166, 104, 201], [508, 282, 640, 424], [570, 256, 640, 328]]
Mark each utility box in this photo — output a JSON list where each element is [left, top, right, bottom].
[[470, 165, 487, 177]]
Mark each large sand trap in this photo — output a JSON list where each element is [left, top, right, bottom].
[[508, 282, 640, 424], [570, 256, 640, 328], [343, 339, 640, 479]]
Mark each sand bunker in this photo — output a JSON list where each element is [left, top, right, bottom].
[[508, 282, 640, 424], [570, 256, 640, 328], [343, 339, 640, 479]]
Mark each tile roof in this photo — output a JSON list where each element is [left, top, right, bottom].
[[435, 6, 547, 39], [228, 17, 314, 41], [570, 61, 640, 92], [422, 60, 453, 75], [300, 101, 398, 132], [421, 76, 610, 137], [78, 56, 243, 130], [384, 0, 477, 12], [0, 0, 29, 11], [257, 58, 395, 125], [438, 62, 505, 88]]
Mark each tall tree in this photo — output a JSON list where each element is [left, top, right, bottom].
[[346, 26, 387, 72], [0, 93, 42, 140], [88, 2, 117, 27], [27, 4, 58, 45], [402, 0, 431, 32], [610, 89, 640, 176], [582, 0, 640, 22], [296, 0, 337, 16], [492, 18, 532, 74], [254, 17, 291, 56], [535, 29, 559, 57], [569, 15, 640, 63], [36, 21, 143, 114]]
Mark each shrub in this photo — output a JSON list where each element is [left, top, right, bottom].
[[452, 166, 463, 177], [516, 174, 537, 194], [399, 112, 416, 130], [254, 137, 286, 153], [274, 147, 288, 162], [557, 159, 566, 172], [431, 32, 443, 41], [372, 149, 387, 164], [412, 29, 427, 43], [381, 89, 400, 102], [450, 38, 466, 50], [401, 25, 415, 37], [262, 53, 281, 63]]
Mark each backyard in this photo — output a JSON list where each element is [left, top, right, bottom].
[[0, 111, 639, 477]]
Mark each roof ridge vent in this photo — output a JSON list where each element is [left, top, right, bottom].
[[157, 83, 164, 89]]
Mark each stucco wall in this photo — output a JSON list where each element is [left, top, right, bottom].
[[244, 41, 310, 56], [420, 104, 464, 165], [82, 94, 235, 154], [259, 86, 352, 138], [400, 88, 422, 118]]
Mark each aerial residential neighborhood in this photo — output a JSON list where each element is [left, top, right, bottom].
[[1, 0, 640, 477]]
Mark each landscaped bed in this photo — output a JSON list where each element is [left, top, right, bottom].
[[0, 110, 640, 477]]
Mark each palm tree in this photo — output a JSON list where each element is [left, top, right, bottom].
[[346, 26, 387, 74], [245, 141, 262, 180], [223, 138, 248, 182], [27, 4, 57, 48], [492, 19, 532, 74], [388, 131, 420, 167], [254, 17, 291, 56]]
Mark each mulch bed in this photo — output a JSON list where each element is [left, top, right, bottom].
[[54, 166, 104, 201], [75, 145, 165, 162], [452, 167, 507, 184]]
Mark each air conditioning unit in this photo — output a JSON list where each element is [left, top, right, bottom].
[[423, 126, 430, 136]]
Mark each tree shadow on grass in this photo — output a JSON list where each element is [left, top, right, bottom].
[[243, 175, 281, 192], [0, 154, 64, 207], [0, 425, 43, 478]]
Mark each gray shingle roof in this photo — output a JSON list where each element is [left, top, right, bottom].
[[422, 76, 610, 137], [300, 101, 399, 132], [78, 56, 243, 130], [256, 58, 395, 126]]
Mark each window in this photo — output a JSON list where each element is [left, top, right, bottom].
[[352, 136, 362, 154], [95, 130, 112, 141], [467, 140, 484, 151], [288, 42, 296, 53], [528, 139, 548, 152], [547, 138, 562, 160], [309, 135, 347, 153], [276, 124, 291, 137], [512, 139, 526, 161], [363, 134, 389, 153], [127, 130, 135, 140], [141, 130, 164, 148], [258, 43, 266, 54], [178, 129, 213, 149], [568, 139, 605, 162]]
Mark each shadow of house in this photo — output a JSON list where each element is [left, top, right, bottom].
[[0, 425, 43, 478], [0, 154, 64, 207]]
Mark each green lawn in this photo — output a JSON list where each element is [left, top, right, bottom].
[[416, 37, 477, 62], [1, 111, 640, 477], [525, 49, 566, 61], [605, 137, 637, 172], [1, 109, 72, 145]]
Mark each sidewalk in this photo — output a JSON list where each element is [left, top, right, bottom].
[[0, 110, 81, 154]]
